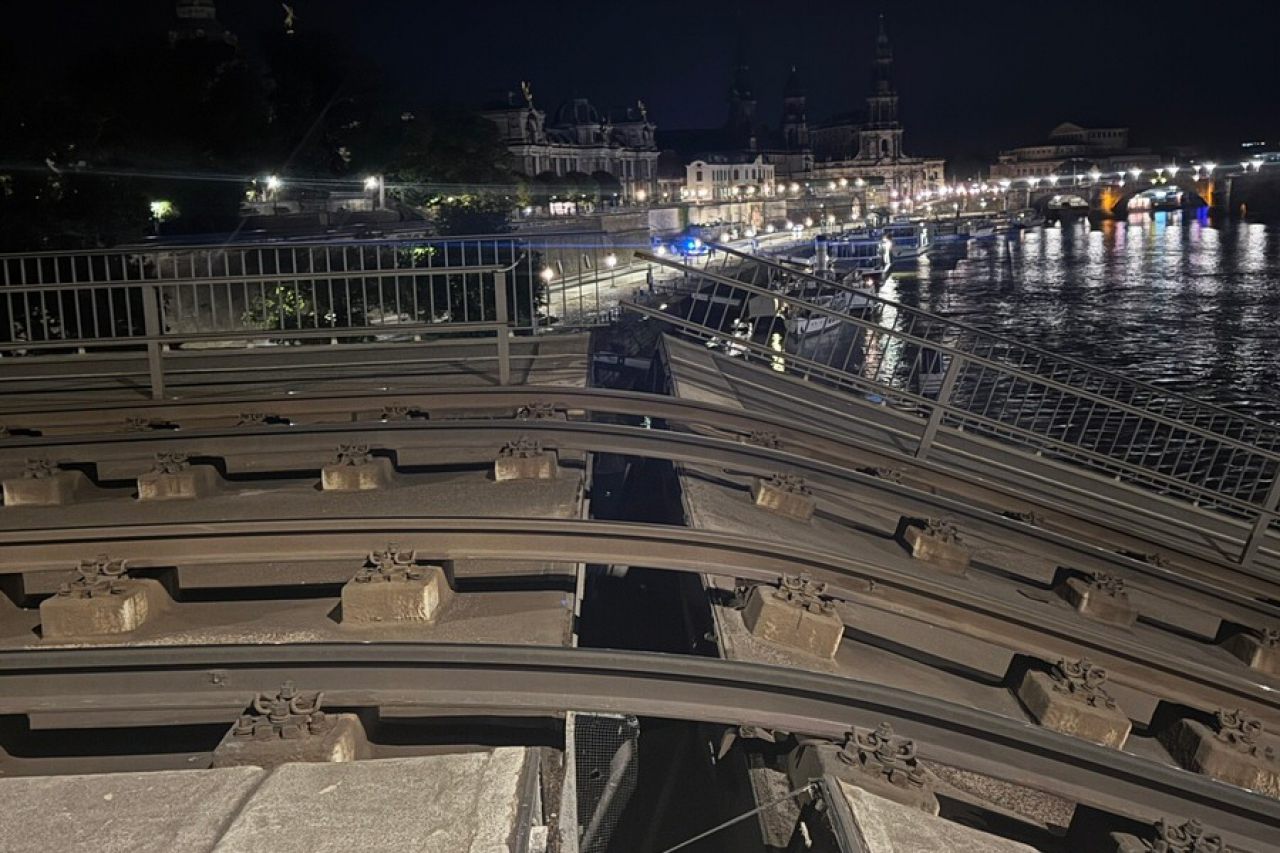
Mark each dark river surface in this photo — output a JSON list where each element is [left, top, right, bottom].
[[883, 211, 1280, 422]]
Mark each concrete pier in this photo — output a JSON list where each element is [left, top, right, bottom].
[[1159, 710, 1279, 799], [341, 545, 451, 624], [136, 452, 220, 501], [3, 459, 87, 507], [211, 682, 369, 768], [751, 473, 815, 523], [1015, 659, 1131, 748], [321, 444, 394, 491], [741, 575, 843, 659], [1059, 572, 1138, 628], [898, 517, 970, 575], [790, 723, 938, 814], [39, 557, 168, 639], [494, 437, 557, 481]]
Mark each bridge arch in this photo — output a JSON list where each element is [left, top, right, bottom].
[[1103, 174, 1209, 215]]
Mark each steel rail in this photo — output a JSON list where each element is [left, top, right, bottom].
[[4, 416, 1277, 624], [0, 517, 1274, 721], [4, 382, 1278, 594], [0, 643, 1275, 848]]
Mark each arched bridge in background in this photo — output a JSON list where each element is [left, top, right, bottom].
[[1025, 174, 1213, 216]]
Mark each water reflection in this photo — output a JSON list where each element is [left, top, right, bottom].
[[903, 214, 1280, 420]]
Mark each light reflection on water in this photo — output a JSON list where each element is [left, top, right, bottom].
[[898, 213, 1280, 421]]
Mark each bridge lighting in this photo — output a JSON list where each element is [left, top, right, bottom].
[[539, 267, 555, 283], [1117, 171, 1127, 182], [1251, 159, 1265, 171], [838, 177, 848, 188], [1203, 162, 1216, 173], [1047, 175, 1059, 186], [1088, 168, 1101, 183], [1166, 166, 1179, 178], [265, 175, 282, 192], [1128, 168, 1142, 180], [803, 217, 814, 227], [363, 176, 380, 191], [1026, 177, 1038, 188], [604, 253, 618, 269], [999, 179, 1011, 190]]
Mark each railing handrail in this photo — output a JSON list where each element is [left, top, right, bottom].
[[636, 250, 1280, 468], [624, 295, 1263, 518], [0, 263, 521, 294], [0, 230, 613, 261], [704, 240, 1280, 437]]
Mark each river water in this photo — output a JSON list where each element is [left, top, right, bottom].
[[885, 212, 1280, 422]]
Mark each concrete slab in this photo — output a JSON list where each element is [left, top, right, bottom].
[[838, 779, 1039, 852], [0, 766, 265, 853], [1159, 713, 1280, 798], [898, 518, 970, 576], [137, 465, 221, 501], [212, 751, 530, 853]]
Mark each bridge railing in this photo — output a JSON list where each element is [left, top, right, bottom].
[[0, 231, 635, 397], [626, 248, 1280, 568], [697, 242, 1280, 454]]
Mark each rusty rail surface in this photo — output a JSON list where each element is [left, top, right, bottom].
[[0, 516, 1273, 722], [0, 643, 1275, 849]]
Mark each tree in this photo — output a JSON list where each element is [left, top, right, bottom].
[[592, 170, 623, 202]]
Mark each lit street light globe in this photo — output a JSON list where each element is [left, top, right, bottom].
[[604, 254, 617, 269], [265, 175, 282, 192], [363, 176, 380, 191], [539, 268, 555, 283]]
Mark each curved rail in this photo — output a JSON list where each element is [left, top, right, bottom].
[[0, 516, 1273, 721], [1, 643, 1275, 848]]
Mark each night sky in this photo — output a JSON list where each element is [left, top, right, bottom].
[[7, 0, 1279, 163]]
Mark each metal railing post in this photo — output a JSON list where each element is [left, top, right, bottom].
[[141, 283, 165, 400], [915, 353, 963, 460], [494, 271, 511, 385], [1238, 471, 1280, 568]]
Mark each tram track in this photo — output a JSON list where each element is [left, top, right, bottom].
[[0, 516, 1274, 723], [0, 642, 1275, 849], [6, 383, 1277, 589], [4, 415, 1278, 627]]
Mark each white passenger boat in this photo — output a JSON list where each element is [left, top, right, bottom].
[[882, 220, 932, 265]]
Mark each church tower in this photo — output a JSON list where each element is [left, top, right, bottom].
[[858, 15, 903, 161], [781, 65, 809, 150], [726, 59, 758, 150]]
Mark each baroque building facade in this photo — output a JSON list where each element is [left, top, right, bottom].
[[807, 16, 945, 200], [481, 85, 659, 202]]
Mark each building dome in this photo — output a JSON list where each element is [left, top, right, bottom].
[[555, 98, 602, 127]]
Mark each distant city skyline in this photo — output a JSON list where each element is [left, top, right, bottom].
[[4, 0, 1278, 161]]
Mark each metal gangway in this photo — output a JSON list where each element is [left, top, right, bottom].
[[624, 243, 1280, 571]]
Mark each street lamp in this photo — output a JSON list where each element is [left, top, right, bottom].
[[1088, 168, 1101, 183], [635, 189, 648, 203], [604, 253, 617, 269], [1128, 168, 1142, 180], [1203, 162, 1216, 174], [540, 267, 555, 283], [265, 175, 282, 192], [1166, 165, 1179, 178]]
